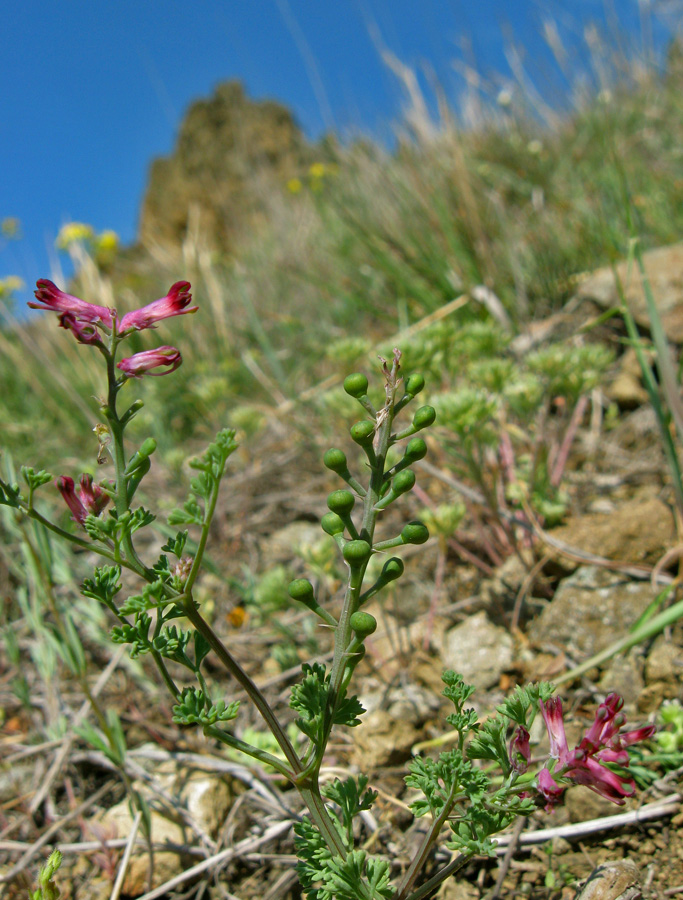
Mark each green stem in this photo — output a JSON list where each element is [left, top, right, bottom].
[[204, 724, 296, 779], [394, 788, 465, 900], [402, 852, 472, 900], [180, 595, 301, 771]]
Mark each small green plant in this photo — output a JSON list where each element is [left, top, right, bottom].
[[28, 850, 62, 900], [0, 279, 655, 899]]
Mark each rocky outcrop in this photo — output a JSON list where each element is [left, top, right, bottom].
[[138, 80, 311, 252]]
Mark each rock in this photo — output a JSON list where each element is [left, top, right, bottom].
[[527, 566, 655, 658], [548, 497, 674, 569], [350, 710, 420, 770], [607, 349, 649, 409], [565, 784, 620, 823], [574, 859, 641, 900], [95, 764, 233, 896], [599, 653, 644, 709], [644, 634, 683, 697], [442, 611, 514, 690], [101, 802, 186, 896], [574, 241, 683, 344], [139, 80, 311, 252]]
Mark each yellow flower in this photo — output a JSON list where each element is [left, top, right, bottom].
[[0, 275, 24, 299], [96, 230, 119, 252], [309, 162, 326, 179], [56, 222, 95, 249], [287, 177, 303, 194], [1, 217, 21, 239]]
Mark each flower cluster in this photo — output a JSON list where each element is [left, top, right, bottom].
[[30, 279, 196, 376], [31, 279, 197, 519], [535, 693, 655, 809], [56, 474, 110, 525]]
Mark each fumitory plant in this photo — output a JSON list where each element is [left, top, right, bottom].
[[1, 278, 655, 900]]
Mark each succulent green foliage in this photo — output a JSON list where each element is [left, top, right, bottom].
[[467, 715, 510, 771], [527, 342, 614, 401], [172, 686, 240, 726], [110, 613, 153, 658], [432, 387, 499, 447], [152, 624, 193, 664], [21, 466, 53, 491], [405, 750, 472, 819], [0, 475, 21, 507], [161, 530, 189, 558], [168, 496, 204, 526], [497, 682, 553, 728], [290, 663, 364, 743], [118, 579, 167, 615], [81, 565, 122, 612], [169, 428, 238, 525], [322, 776, 378, 848], [295, 818, 394, 900], [83, 506, 155, 542]]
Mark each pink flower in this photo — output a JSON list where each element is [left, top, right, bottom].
[[59, 313, 104, 345], [119, 281, 196, 333], [117, 346, 182, 378], [537, 768, 564, 811], [29, 280, 196, 342], [540, 697, 570, 765], [56, 474, 109, 525], [538, 693, 654, 808], [510, 726, 531, 773], [30, 280, 114, 329]]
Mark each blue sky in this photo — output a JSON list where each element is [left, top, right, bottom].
[[2, 1, 678, 308]]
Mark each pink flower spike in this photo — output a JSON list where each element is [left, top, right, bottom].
[[540, 697, 570, 765], [117, 346, 182, 378], [30, 280, 114, 329], [118, 281, 196, 333]]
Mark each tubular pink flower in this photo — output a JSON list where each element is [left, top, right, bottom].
[[56, 474, 109, 525], [537, 768, 564, 811], [117, 346, 182, 378], [59, 312, 103, 345], [565, 756, 636, 805], [510, 726, 531, 773], [30, 280, 114, 329], [540, 697, 570, 765], [119, 281, 196, 333], [538, 692, 655, 808]]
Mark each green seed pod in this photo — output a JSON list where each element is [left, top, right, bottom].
[[321, 512, 345, 535], [350, 611, 377, 637], [405, 437, 427, 461], [381, 557, 404, 582], [343, 539, 372, 566], [392, 469, 416, 495], [350, 420, 375, 445], [327, 489, 355, 515], [413, 405, 436, 430], [405, 373, 425, 396], [401, 520, 430, 545], [138, 437, 157, 458], [324, 448, 348, 473], [288, 579, 316, 603], [344, 373, 369, 398]]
